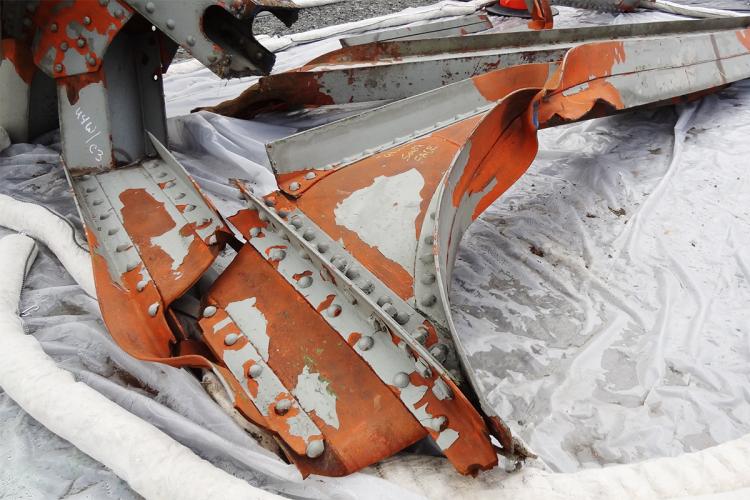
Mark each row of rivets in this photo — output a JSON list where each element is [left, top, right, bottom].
[[241, 194, 454, 389]]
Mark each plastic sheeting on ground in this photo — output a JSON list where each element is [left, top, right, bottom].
[[3, 3, 750, 499]]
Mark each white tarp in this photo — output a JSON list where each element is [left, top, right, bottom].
[[2, 4, 750, 499]]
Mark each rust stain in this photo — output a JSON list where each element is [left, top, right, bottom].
[[119, 188, 219, 303], [316, 294, 336, 312], [86, 227, 211, 369], [736, 28, 750, 51]]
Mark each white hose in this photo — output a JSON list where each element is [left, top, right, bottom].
[[0, 232, 281, 500], [0, 194, 95, 297], [640, 0, 744, 18]]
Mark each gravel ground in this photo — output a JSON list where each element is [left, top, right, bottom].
[[253, 0, 440, 36]]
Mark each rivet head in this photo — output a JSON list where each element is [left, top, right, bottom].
[[60, 42, 69, 51], [268, 248, 286, 261], [136, 280, 148, 292], [248, 364, 263, 379], [147, 302, 159, 317], [85, 186, 97, 193], [360, 281, 374, 294], [289, 182, 300, 191], [203, 305, 217, 318], [107, 228, 119, 236], [275, 399, 292, 415], [421, 273, 436, 285], [99, 0, 110, 6], [126, 261, 139, 272], [424, 235, 434, 245], [50, 23, 58, 32], [298, 275, 313, 288], [316, 243, 329, 253], [83, 16, 92, 25], [304, 172, 316, 180], [77, 38, 86, 48], [382, 303, 397, 317], [306, 440, 325, 458], [326, 304, 342, 317], [376, 296, 390, 307], [166, 19, 176, 29], [184, 204, 196, 212], [302, 230, 315, 241], [186, 36, 196, 46], [92, 199, 102, 206], [420, 295, 437, 307], [345, 268, 359, 280], [207, 53, 218, 63], [224, 333, 239, 346], [249, 227, 261, 238], [393, 372, 410, 388], [356, 336, 374, 351], [115, 243, 131, 253], [145, 1, 156, 13], [54, 64, 63, 72], [86, 55, 96, 66]]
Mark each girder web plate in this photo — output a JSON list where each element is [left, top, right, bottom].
[[224, 187, 499, 475], [69, 155, 225, 364]]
